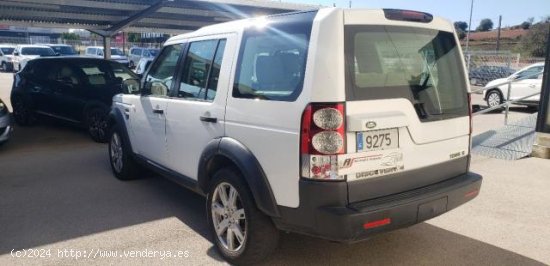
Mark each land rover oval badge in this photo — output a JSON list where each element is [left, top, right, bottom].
[[366, 121, 377, 129]]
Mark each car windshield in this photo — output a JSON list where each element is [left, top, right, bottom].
[[110, 62, 137, 80], [110, 48, 124, 56], [147, 49, 159, 56], [51, 46, 76, 55], [1, 47, 14, 54], [76, 61, 137, 86], [21, 47, 55, 56], [346, 25, 468, 121]]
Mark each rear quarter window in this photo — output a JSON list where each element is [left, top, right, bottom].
[[232, 11, 316, 101]]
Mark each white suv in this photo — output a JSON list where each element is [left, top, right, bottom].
[[107, 8, 482, 264]]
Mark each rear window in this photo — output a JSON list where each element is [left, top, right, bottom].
[[21, 47, 55, 56], [50, 45, 76, 55], [1, 47, 14, 54], [345, 26, 468, 121]]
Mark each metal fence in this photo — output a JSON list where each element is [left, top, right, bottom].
[[0, 36, 164, 54]]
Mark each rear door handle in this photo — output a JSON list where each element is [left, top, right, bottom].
[[528, 84, 536, 88], [152, 109, 164, 114], [200, 116, 217, 123]]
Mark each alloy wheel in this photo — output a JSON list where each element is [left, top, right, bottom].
[[487, 92, 502, 108], [110, 132, 123, 173], [211, 182, 247, 252], [88, 111, 107, 141]]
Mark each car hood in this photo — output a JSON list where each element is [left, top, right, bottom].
[[485, 78, 509, 88], [19, 55, 40, 60], [111, 55, 128, 60]]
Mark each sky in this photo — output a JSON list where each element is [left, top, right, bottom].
[[284, 0, 550, 28]]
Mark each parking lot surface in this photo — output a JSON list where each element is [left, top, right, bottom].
[[1, 72, 549, 265]]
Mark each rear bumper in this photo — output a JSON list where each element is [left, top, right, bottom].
[[273, 172, 482, 242]]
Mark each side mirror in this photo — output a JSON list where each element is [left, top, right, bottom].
[[56, 53, 61, 56], [122, 78, 141, 94], [13, 52, 19, 56]]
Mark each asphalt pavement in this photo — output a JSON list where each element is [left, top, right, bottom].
[[0, 72, 549, 265]]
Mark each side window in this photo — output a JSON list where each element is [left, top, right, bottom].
[[28, 60, 59, 81], [518, 66, 543, 79], [55, 63, 82, 86], [144, 44, 184, 97], [177, 39, 225, 101]]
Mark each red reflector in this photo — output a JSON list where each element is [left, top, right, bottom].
[[464, 189, 479, 198], [363, 218, 391, 230]]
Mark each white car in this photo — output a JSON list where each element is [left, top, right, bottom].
[[107, 8, 482, 264], [128, 47, 159, 68], [12, 45, 56, 71], [133, 57, 153, 76], [483, 62, 545, 109], [84, 46, 129, 66], [0, 44, 16, 72]]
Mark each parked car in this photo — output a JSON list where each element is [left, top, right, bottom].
[[128, 47, 159, 68], [107, 8, 482, 264], [469, 65, 515, 86], [0, 44, 16, 72], [483, 62, 545, 109], [0, 98, 13, 145], [46, 44, 78, 56], [12, 45, 56, 71], [133, 57, 153, 76], [84, 46, 129, 66], [11, 57, 138, 142]]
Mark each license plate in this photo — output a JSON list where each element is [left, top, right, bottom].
[[356, 128, 399, 152]]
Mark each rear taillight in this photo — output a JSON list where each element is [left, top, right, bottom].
[[300, 103, 346, 181]]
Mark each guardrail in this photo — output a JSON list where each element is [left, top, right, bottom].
[[471, 70, 543, 125]]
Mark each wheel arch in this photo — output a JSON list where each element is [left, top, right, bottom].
[[198, 137, 280, 217], [107, 107, 133, 153]]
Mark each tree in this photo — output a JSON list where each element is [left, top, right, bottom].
[[61, 32, 80, 41], [127, 32, 141, 43], [521, 22, 531, 30], [454, 21, 468, 31], [453, 21, 468, 39], [517, 22, 549, 57], [476, 18, 494, 32]]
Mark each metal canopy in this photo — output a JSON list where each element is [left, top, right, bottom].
[[0, 0, 317, 35]]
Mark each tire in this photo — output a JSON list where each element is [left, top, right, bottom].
[[108, 124, 141, 180], [129, 61, 135, 69], [207, 168, 279, 265], [12, 95, 36, 126], [86, 107, 109, 143], [486, 90, 504, 113], [1, 62, 7, 72]]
